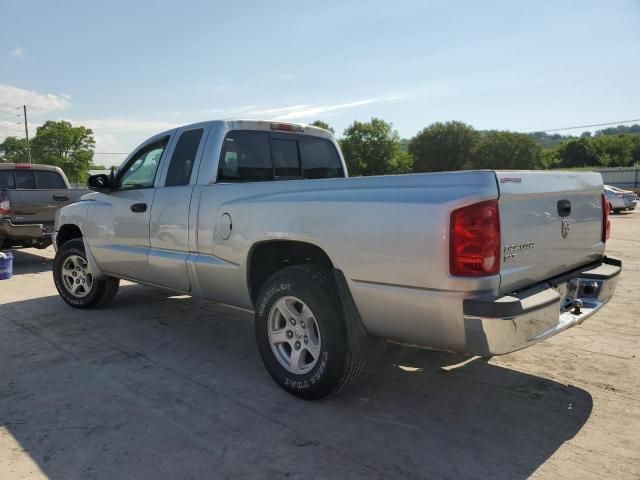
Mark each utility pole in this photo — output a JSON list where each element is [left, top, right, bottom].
[[23, 105, 32, 164]]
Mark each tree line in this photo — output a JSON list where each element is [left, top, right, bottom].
[[2, 118, 639, 183], [311, 120, 640, 176]]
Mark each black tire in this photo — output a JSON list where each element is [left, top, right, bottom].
[[254, 264, 365, 400], [53, 238, 120, 309]]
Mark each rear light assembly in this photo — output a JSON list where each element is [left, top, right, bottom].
[[601, 193, 611, 242], [14, 163, 31, 169], [0, 190, 10, 216], [270, 122, 303, 133], [450, 200, 501, 277]]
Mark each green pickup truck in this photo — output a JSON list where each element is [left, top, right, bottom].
[[0, 163, 87, 250]]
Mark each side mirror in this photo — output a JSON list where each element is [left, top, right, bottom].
[[87, 173, 114, 193]]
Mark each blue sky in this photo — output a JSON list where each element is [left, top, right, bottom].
[[1, 0, 639, 166]]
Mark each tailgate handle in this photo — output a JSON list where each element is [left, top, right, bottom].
[[557, 199, 571, 217], [53, 194, 70, 201]]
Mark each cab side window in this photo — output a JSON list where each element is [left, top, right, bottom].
[[118, 137, 168, 190], [165, 129, 203, 186], [218, 131, 272, 182]]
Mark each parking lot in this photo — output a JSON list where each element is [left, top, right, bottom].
[[0, 212, 638, 480]]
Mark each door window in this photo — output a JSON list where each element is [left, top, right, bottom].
[[118, 138, 168, 190], [165, 128, 203, 186]]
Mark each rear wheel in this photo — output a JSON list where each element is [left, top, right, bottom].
[[254, 265, 365, 400], [53, 239, 119, 309]]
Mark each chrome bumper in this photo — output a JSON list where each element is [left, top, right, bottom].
[[464, 257, 621, 356]]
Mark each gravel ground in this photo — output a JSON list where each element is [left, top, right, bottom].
[[0, 211, 638, 479]]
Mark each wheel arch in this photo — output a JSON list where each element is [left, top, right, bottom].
[[56, 224, 83, 248], [246, 240, 335, 307]]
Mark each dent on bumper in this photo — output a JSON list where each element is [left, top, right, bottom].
[[464, 257, 621, 356]]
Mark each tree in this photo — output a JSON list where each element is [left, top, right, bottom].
[[339, 118, 413, 176], [469, 131, 542, 170], [541, 148, 561, 169], [557, 137, 600, 168], [30, 120, 95, 183], [409, 121, 478, 172], [0, 136, 29, 163], [310, 120, 334, 134], [591, 134, 635, 167]]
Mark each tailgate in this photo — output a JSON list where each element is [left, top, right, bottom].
[[8, 189, 75, 226], [497, 171, 605, 294]]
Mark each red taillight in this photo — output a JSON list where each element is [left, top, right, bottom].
[[601, 193, 611, 242], [15, 163, 31, 169], [0, 191, 10, 216], [450, 200, 500, 277]]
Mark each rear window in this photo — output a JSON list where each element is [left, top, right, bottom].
[[0, 171, 16, 189], [35, 170, 66, 189], [217, 131, 344, 183], [15, 171, 35, 189], [300, 137, 344, 179], [218, 131, 272, 182], [272, 138, 300, 177]]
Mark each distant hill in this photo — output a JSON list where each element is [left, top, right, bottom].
[[528, 124, 640, 149]]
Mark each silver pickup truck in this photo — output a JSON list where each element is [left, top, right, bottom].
[[0, 163, 87, 249], [52, 119, 621, 399]]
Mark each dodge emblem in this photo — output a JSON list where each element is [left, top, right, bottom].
[[561, 218, 570, 239]]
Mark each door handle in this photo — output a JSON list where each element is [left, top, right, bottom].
[[53, 194, 70, 201], [130, 203, 147, 213]]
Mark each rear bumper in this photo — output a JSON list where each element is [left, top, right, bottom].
[[0, 218, 47, 240], [464, 256, 621, 356]]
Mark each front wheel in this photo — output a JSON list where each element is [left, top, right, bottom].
[[53, 239, 119, 309], [254, 265, 365, 400]]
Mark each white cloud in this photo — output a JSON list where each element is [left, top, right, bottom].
[[235, 97, 400, 121], [0, 84, 69, 115], [10, 48, 23, 57]]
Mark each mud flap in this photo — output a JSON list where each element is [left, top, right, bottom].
[[332, 268, 386, 362]]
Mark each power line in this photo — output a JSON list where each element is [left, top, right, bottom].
[[533, 118, 640, 133]]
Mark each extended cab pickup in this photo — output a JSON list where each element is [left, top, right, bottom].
[[0, 164, 87, 249], [52, 120, 621, 399]]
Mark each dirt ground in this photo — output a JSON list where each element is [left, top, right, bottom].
[[1, 212, 638, 479]]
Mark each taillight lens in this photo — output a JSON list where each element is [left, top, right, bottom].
[[450, 200, 500, 276], [601, 192, 611, 242], [0, 191, 9, 216]]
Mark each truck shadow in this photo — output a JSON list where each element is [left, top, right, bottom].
[[0, 284, 592, 479]]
